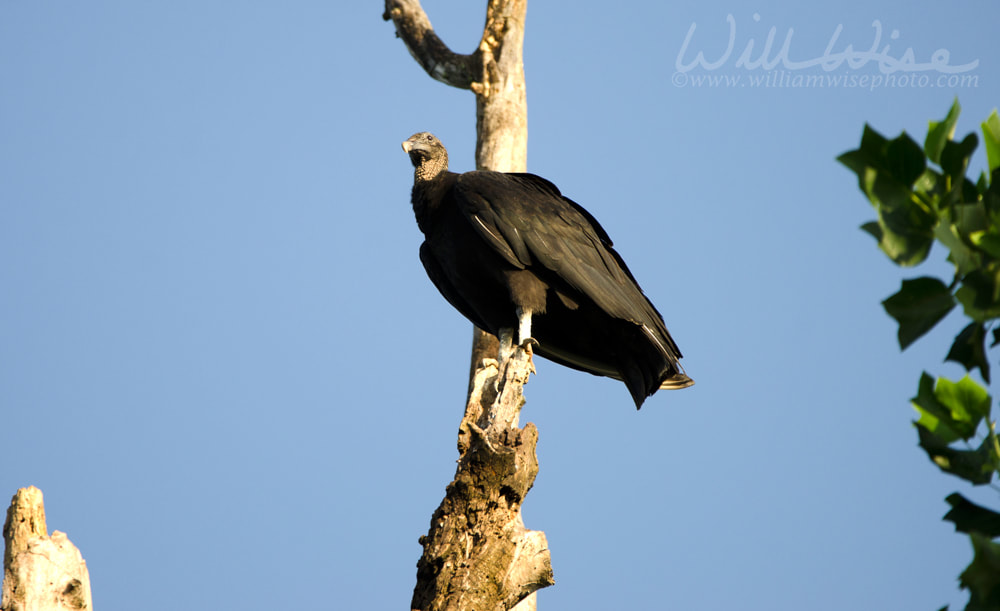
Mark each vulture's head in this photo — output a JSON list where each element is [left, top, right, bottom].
[[402, 132, 449, 180]]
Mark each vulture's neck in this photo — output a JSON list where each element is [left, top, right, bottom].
[[410, 159, 453, 235], [414, 155, 448, 183]]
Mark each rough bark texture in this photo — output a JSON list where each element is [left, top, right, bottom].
[[385, 4, 546, 609], [2, 487, 92, 611], [412, 347, 553, 611]]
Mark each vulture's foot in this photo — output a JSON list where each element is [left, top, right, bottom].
[[519, 338, 539, 374]]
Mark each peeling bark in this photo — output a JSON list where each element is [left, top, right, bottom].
[[2, 487, 93, 611]]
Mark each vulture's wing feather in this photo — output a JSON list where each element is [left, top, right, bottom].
[[453, 172, 680, 358], [419, 242, 490, 332], [450, 179, 529, 270]]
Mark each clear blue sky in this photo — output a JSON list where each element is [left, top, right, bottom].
[[2, 2, 998, 610]]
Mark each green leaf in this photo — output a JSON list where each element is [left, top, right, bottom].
[[837, 124, 884, 178], [926, 99, 962, 165], [936, 220, 983, 276], [840, 127, 937, 266], [940, 133, 979, 188], [859, 221, 882, 243], [916, 424, 997, 484], [985, 168, 1000, 221], [838, 124, 890, 180], [914, 168, 946, 209], [882, 277, 956, 349], [969, 230, 1000, 258], [961, 176, 982, 206], [911, 373, 991, 443], [956, 264, 1000, 323], [886, 131, 928, 186], [935, 375, 992, 427], [960, 533, 1000, 611], [946, 323, 991, 384], [982, 109, 1000, 174], [912, 373, 965, 443], [940, 132, 978, 175], [950, 198, 990, 238], [871, 213, 936, 266], [944, 493, 1000, 537], [977, 171, 990, 197]]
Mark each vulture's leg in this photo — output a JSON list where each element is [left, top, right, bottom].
[[516, 307, 539, 355], [498, 327, 515, 363]]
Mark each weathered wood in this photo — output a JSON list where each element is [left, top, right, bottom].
[[412, 347, 553, 611], [2, 487, 92, 611], [472, 0, 528, 174], [382, 0, 478, 89]]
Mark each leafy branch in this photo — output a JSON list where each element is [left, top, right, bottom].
[[839, 100, 1000, 611]]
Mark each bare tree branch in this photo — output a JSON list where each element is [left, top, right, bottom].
[[382, 0, 479, 89]]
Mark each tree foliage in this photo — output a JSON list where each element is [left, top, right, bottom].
[[840, 100, 1000, 610]]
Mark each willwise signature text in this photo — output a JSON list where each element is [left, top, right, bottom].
[[675, 14, 979, 75]]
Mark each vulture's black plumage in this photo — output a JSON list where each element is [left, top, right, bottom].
[[402, 132, 693, 408]]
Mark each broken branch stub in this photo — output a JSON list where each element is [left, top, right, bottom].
[[2, 487, 93, 611]]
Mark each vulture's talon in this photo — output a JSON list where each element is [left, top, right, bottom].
[[520, 338, 538, 374]]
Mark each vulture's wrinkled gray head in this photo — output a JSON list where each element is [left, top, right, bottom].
[[402, 132, 449, 180]]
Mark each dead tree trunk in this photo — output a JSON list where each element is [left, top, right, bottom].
[[412, 349, 553, 611], [2, 487, 93, 611], [383, 1, 553, 610]]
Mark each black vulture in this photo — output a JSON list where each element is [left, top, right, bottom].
[[401, 132, 693, 409]]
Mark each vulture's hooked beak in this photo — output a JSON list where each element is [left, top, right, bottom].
[[401, 139, 414, 154]]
